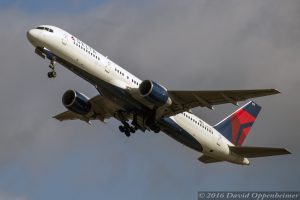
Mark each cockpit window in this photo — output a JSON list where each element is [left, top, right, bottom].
[[36, 26, 54, 33]]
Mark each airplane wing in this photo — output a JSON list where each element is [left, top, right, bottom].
[[229, 146, 291, 158], [161, 89, 279, 117], [53, 95, 117, 123]]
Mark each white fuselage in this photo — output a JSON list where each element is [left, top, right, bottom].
[[27, 25, 249, 165]]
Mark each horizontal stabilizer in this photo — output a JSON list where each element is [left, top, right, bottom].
[[229, 146, 291, 158], [53, 111, 91, 124], [198, 155, 223, 164]]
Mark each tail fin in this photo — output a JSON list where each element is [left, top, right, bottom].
[[213, 101, 261, 146]]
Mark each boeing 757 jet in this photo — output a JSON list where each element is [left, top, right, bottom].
[[27, 25, 290, 165]]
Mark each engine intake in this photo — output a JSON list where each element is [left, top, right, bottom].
[[139, 80, 171, 107], [62, 90, 91, 115]]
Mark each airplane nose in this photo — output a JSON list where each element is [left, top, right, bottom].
[[27, 29, 43, 47], [26, 29, 35, 42]]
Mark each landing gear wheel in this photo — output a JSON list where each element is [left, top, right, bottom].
[[153, 128, 160, 133], [47, 72, 53, 78], [130, 127, 136, 133], [149, 123, 161, 133], [47, 71, 56, 78], [119, 125, 125, 133], [47, 60, 57, 79], [51, 71, 56, 78], [125, 131, 131, 137], [124, 127, 130, 137], [119, 120, 137, 137]]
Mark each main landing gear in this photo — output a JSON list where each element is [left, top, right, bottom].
[[47, 60, 57, 78], [119, 122, 137, 137], [150, 125, 161, 133]]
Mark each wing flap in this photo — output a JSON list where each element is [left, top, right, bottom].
[[229, 146, 291, 158]]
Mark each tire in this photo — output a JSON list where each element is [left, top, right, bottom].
[[119, 125, 125, 133], [154, 127, 160, 133], [130, 127, 136, 133], [125, 131, 130, 137], [51, 71, 57, 78], [47, 72, 53, 78]]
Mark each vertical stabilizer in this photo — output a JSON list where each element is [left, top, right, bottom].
[[213, 101, 261, 146]]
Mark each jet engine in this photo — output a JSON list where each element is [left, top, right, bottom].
[[139, 80, 172, 107], [62, 90, 91, 115]]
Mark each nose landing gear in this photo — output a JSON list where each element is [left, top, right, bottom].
[[47, 60, 57, 78]]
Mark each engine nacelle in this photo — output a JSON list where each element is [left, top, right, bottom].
[[62, 90, 91, 115], [139, 80, 172, 107]]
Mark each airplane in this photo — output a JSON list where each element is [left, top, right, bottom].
[[27, 25, 290, 165]]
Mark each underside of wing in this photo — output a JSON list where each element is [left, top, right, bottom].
[[163, 89, 279, 117], [53, 111, 90, 122], [229, 146, 291, 158]]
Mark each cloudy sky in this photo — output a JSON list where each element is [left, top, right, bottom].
[[0, 0, 299, 199]]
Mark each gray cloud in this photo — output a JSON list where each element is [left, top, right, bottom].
[[0, 0, 299, 199]]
